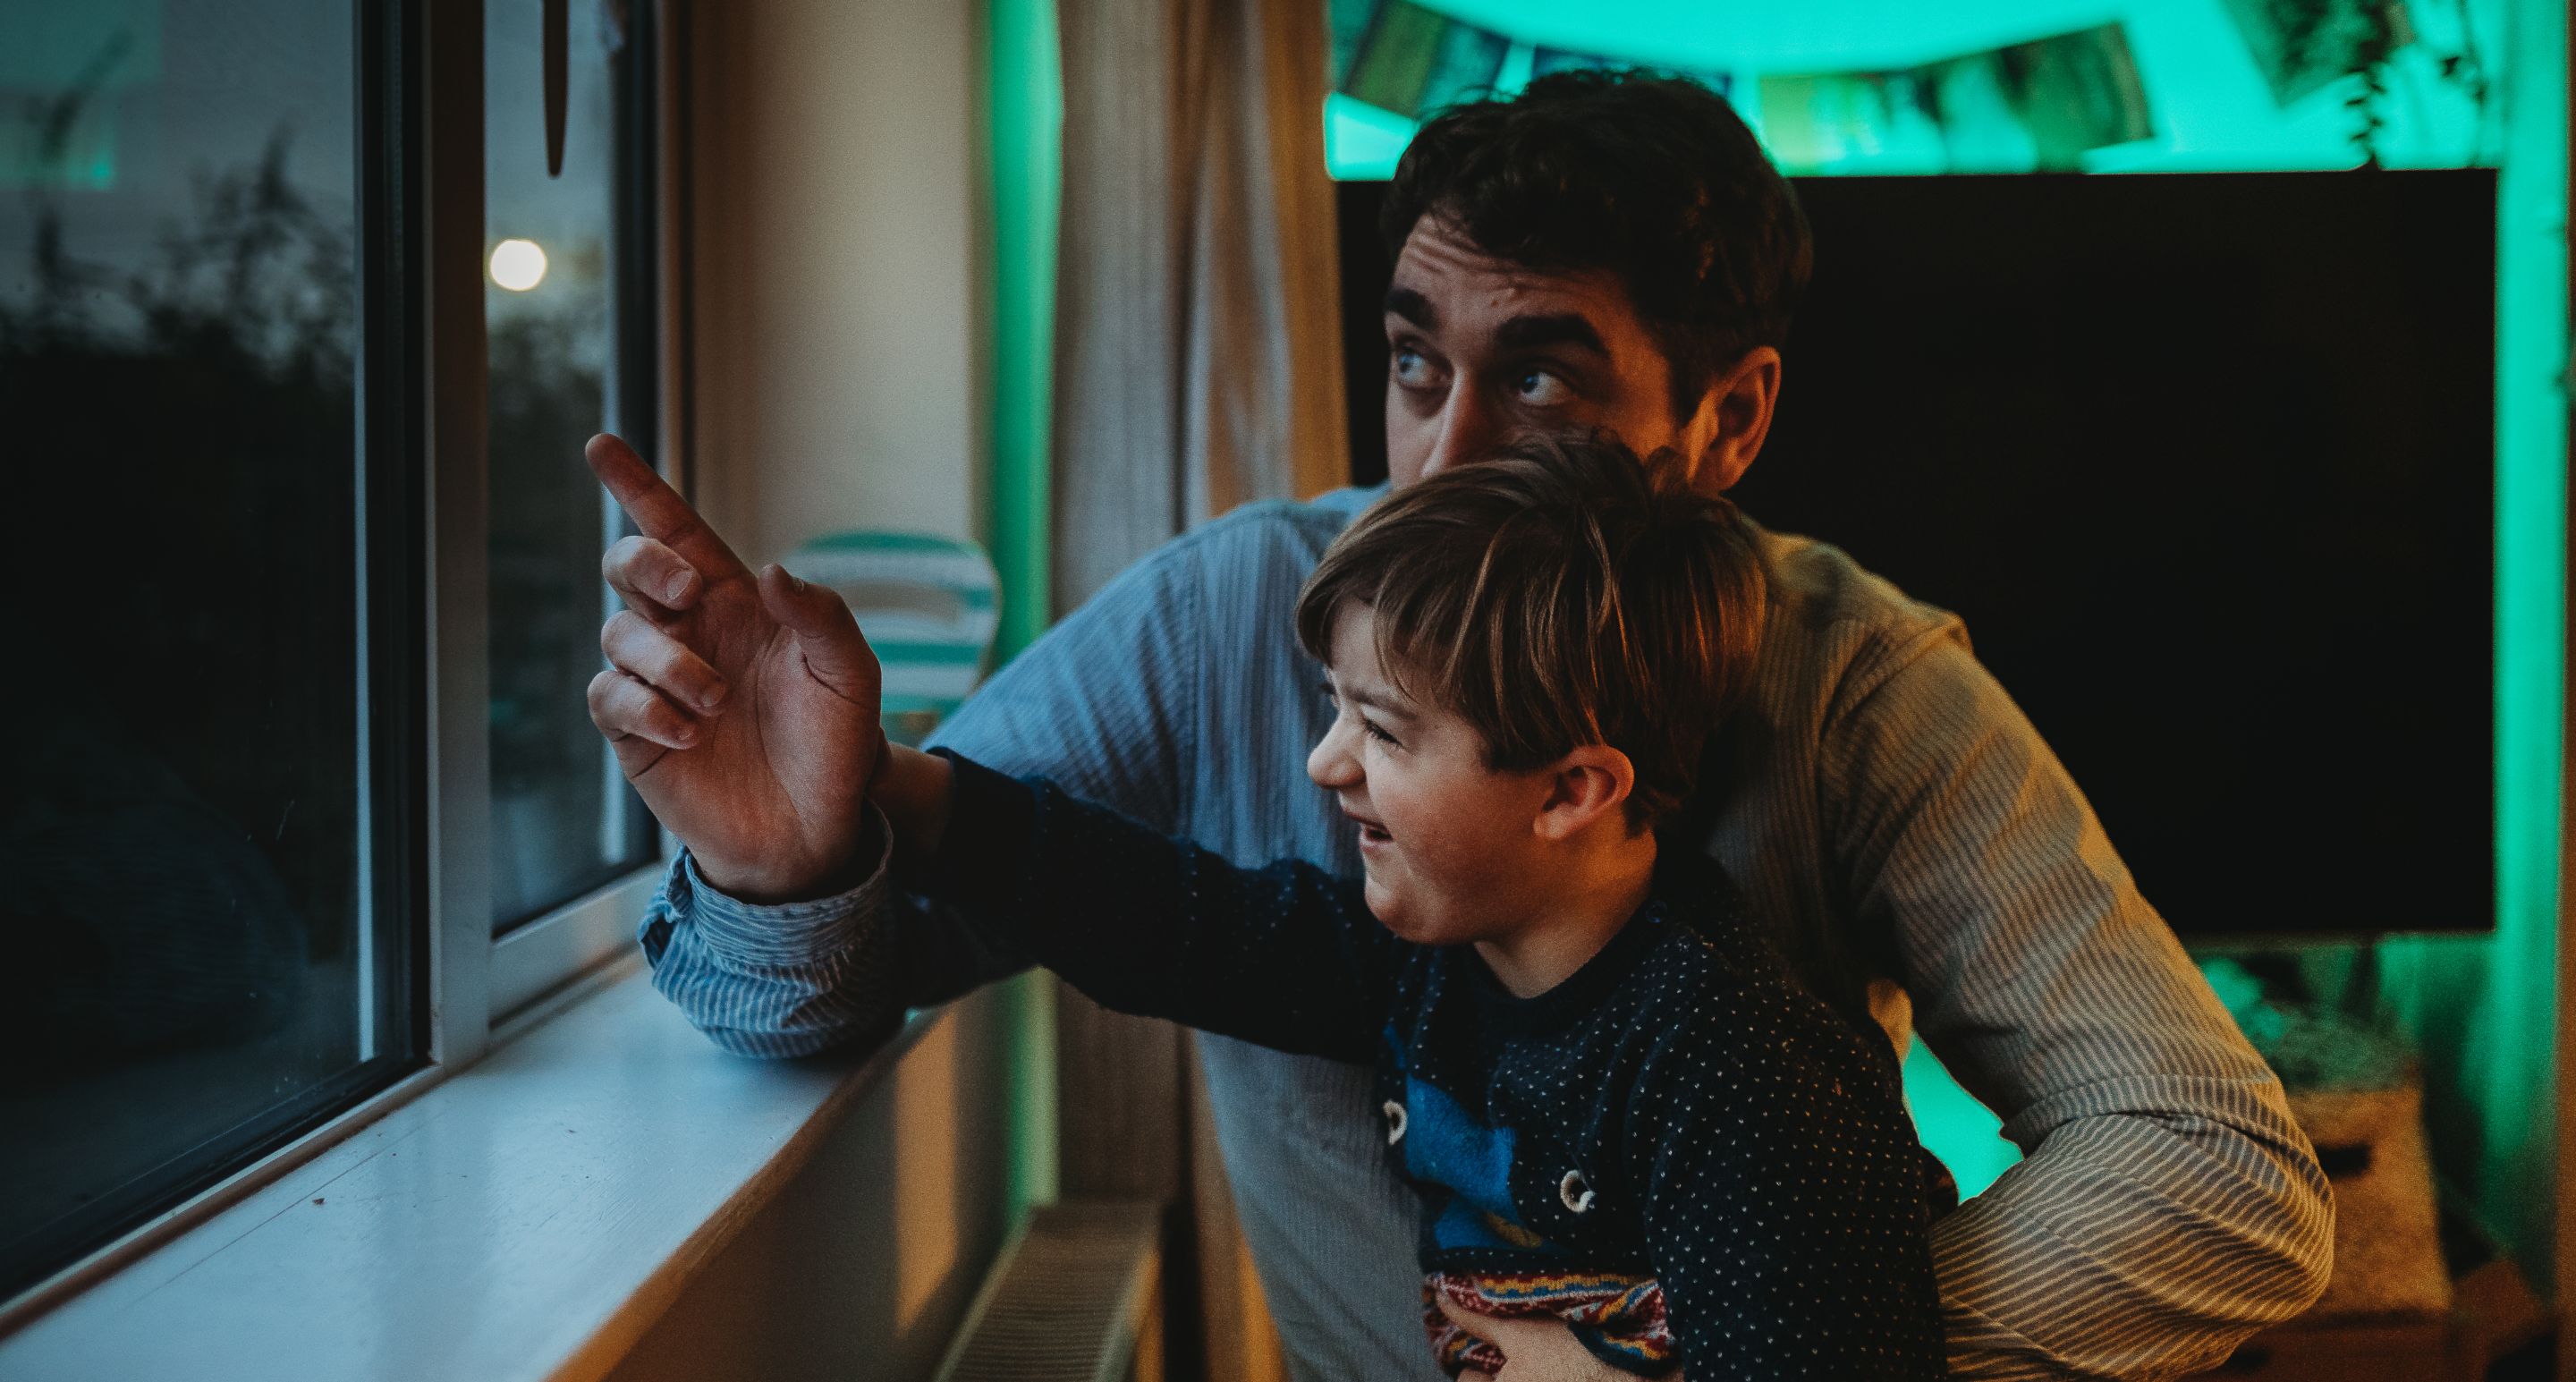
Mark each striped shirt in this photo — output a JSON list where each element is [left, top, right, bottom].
[[639, 486, 2334, 1380]]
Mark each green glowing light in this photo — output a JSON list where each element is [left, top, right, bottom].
[[986, 0, 1064, 1218], [1322, 1, 2504, 178], [1903, 1041, 2021, 1198]]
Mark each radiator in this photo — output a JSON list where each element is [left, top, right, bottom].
[[934, 1200, 1165, 1382]]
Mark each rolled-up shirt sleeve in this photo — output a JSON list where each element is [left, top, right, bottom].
[[1823, 629, 2335, 1379], [637, 811, 895, 1058]]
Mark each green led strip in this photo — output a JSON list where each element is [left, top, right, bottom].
[[986, 0, 1064, 1220]]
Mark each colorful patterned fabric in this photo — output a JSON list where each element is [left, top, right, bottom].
[[1425, 1270, 1674, 1378]]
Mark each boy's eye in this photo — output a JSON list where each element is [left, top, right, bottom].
[[1320, 680, 1401, 748]]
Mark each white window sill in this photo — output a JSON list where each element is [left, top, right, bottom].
[[0, 965, 936, 1382]]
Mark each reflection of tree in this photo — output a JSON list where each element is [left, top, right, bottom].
[[2, 131, 356, 974], [486, 301, 610, 908], [10, 133, 354, 378]]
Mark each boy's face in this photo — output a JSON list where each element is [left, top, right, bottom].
[[1306, 603, 1561, 946], [1381, 216, 1719, 490]]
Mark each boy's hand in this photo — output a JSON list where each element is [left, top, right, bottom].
[[1436, 1298, 1686, 1382], [585, 433, 885, 903]]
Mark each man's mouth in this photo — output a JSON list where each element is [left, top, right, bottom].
[[1343, 808, 1392, 845]]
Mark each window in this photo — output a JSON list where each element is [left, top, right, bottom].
[[486, 0, 661, 932], [0, 0, 414, 1301], [0, 0, 675, 1306]]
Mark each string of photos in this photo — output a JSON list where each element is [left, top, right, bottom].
[[1326, 0, 2496, 174]]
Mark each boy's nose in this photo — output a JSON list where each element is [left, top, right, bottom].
[[1308, 719, 1361, 789]]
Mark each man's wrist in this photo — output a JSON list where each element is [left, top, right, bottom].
[[675, 807, 894, 965], [695, 810, 885, 906], [869, 744, 957, 867]]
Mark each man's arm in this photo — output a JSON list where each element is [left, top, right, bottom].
[[1824, 631, 2334, 1379]]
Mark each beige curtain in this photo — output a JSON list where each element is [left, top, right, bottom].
[[1050, 0, 1350, 611]]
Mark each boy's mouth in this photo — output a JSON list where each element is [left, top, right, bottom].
[[1342, 807, 1393, 847]]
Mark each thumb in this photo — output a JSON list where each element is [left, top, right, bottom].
[[758, 564, 880, 704], [1436, 1295, 1484, 1335], [1438, 1294, 1543, 1343]]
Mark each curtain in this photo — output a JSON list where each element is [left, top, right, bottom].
[[1046, 4, 1345, 1379], [1050, 0, 1350, 611]]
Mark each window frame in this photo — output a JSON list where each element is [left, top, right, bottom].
[[436, 0, 689, 1067], [0, 0, 691, 1327], [472, 0, 685, 1029]]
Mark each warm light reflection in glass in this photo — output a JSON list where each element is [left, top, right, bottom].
[[488, 237, 548, 291]]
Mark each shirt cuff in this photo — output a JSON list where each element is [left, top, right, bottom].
[[668, 804, 894, 969]]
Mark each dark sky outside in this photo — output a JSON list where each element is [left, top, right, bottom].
[[1, 0, 614, 335]]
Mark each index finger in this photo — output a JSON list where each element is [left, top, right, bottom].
[[585, 433, 749, 581]]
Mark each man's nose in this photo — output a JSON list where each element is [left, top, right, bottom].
[[1419, 389, 1498, 479], [1308, 718, 1360, 789]]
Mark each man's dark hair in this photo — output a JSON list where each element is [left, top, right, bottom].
[[1382, 70, 1812, 422]]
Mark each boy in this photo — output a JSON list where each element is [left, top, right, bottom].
[[854, 435, 1945, 1378]]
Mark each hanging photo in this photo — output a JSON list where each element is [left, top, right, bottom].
[[2221, 0, 2418, 105], [1336, 0, 1510, 118], [1758, 24, 2153, 174]]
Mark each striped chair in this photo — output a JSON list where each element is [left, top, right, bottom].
[[782, 531, 1000, 746]]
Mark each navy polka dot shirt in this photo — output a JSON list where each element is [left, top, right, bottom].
[[918, 750, 1945, 1379]]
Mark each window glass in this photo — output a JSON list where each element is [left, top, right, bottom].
[[0, 0, 411, 1298], [486, 0, 658, 930]]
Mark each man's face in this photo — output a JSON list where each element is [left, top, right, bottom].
[[1382, 215, 1714, 488], [1305, 603, 1558, 947]]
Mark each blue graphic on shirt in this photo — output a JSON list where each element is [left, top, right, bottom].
[[1401, 1073, 1555, 1253]]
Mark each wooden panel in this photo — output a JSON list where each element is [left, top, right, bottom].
[[1053, 982, 1203, 1379], [1188, 1041, 1290, 1382], [1054, 984, 1188, 1200]]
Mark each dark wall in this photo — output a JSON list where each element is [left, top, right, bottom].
[[1341, 172, 2498, 936]]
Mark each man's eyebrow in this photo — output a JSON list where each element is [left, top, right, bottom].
[[1384, 286, 1436, 329], [1494, 312, 1609, 357]]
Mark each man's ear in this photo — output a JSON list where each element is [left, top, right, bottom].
[[1682, 345, 1783, 496], [1532, 746, 1637, 843]]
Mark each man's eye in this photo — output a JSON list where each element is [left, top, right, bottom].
[[1360, 716, 1400, 747], [1513, 369, 1572, 405], [1391, 345, 1441, 390]]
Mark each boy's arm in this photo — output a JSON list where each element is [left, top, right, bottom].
[[1825, 632, 2333, 1377], [1630, 988, 1945, 1381], [888, 748, 1399, 1064]]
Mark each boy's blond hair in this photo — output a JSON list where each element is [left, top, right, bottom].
[[1294, 433, 1768, 828]]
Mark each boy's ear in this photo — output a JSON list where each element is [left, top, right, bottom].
[[1532, 746, 1636, 842]]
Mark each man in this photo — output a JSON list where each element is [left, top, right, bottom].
[[588, 72, 2332, 1379]]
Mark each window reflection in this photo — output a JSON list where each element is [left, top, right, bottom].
[[0, 0, 404, 1298], [485, 0, 658, 930]]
